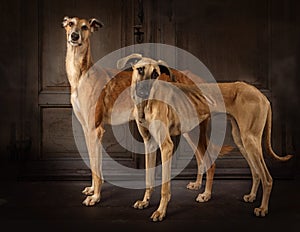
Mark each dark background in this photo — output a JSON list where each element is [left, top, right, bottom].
[[0, 0, 299, 230], [0, 0, 299, 178]]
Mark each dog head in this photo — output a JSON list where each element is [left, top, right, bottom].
[[117, 54, 172, 100], [62, 16, 104, 47], [133, 58, 171, 100]]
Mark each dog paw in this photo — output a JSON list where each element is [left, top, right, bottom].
[[82, 186, 94, 195], [243, 194, 256, 203], [186, 181, 201, 190], [133, 200, 149, 209], [82, 194, 100, 206], [196, 192, 211, 202], [150, 210, 166, 222], [254, 207, 268, 217]]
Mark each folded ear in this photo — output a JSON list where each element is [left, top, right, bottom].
[[89, 18, 104, 32], [117, 53, 143, 69], [157, 60, 174, 81], [62, 16, 70, 28]]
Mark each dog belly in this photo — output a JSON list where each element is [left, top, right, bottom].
[[183, 115, 208, 133], [169, 114, 209, 136]]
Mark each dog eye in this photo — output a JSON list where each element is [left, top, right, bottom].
[[137, 67, 144, 75], [82, 25, 88, 30], [151, 70, 159, 79], [68, 22, 74, 27]]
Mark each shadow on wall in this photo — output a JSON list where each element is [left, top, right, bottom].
[[272, 52, 300, 177]]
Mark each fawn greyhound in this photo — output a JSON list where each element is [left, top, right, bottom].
[[62, 16, 231, 207], [130, 57, 293, 221]]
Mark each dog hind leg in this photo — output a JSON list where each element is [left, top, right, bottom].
[[231, 119, 260, 203], [241, 134, 273, 217]]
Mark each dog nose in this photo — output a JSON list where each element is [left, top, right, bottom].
[[71, 32, 80, 41], [136, 82, 150, 99]]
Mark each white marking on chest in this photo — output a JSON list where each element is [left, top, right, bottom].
[[71, 91, 81, 113]]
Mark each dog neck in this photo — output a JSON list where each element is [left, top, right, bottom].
[[65, 41, 93, 93]]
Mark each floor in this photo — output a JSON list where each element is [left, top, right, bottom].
[[0, 175, 299, 231]]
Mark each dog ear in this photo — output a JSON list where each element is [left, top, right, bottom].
[[62, 16, 70, 28], [117, 53, 143, 69], [89, 18, 104, 32], [157, 60, 174, 81]]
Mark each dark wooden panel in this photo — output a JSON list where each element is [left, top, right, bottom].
[[156, 0, 269, 88], [0, 0, 23, 158], [41, 107, 133, 159], [41, 107, 79, 158]]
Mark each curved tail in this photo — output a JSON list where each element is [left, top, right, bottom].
[[265, 106, 293, 161]]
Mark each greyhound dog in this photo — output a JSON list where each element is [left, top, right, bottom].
[[62, 17, 231, 207], [130, 57, 292, 221]]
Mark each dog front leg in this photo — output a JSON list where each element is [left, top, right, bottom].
[[80, 126, 96, 196], [73, 111, 95, 196], [81, 140, 98, 197], [134, 139, 157, 209], [196, 162, 215, 202], [183, 133, 204, 190], [184, 119, 209, 190], [82, 127, 104, 206], [150, 136, 173, 222]]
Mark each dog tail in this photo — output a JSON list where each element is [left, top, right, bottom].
[[265, 105, 293, 161]]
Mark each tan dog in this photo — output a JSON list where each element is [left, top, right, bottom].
[[62, 17, 230, 207], [130, 58, 292, 221]]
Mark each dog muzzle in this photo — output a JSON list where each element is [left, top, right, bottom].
[[135, 81, 152, 99]]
